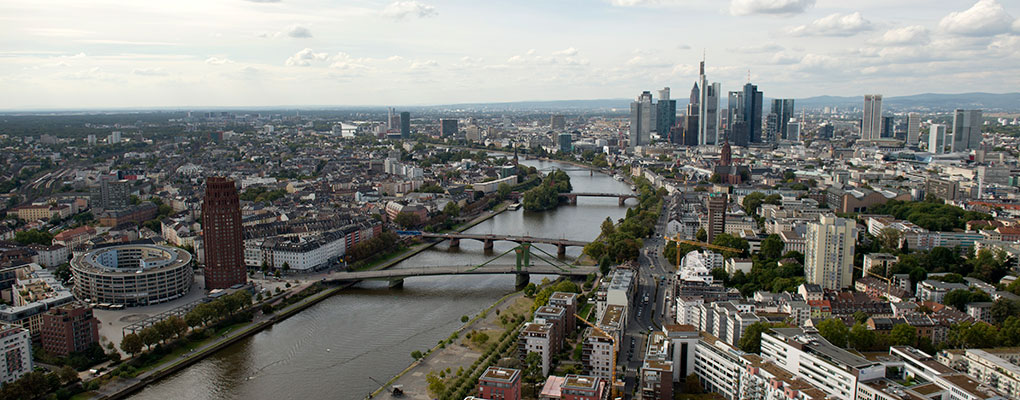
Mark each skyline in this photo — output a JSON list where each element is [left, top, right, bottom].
[[2, 0, 1020, 109]]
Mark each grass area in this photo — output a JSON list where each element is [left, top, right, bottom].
[[578, 303, 594, 322], [351, 245, 410, 271], [461, 329, 501, 352]]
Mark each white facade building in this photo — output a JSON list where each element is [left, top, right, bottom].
[[0, 323, 33, 384]]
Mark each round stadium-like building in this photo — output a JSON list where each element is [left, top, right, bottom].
[[71, 244, 193, 307]]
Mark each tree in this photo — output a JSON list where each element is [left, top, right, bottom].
[[600, 217, 615, 237], [394, 212, 422, 229], [848, 323, 877, 350], [497, 183, 512, 200], [120, 333, 143, 355], [991, 299, 1020, 324], [695, 228, 707, 242], [817, 318, 849, 347], [583, 241, 605, 260], [738, 322, 774, 353], [443, 201, 460, 218], [411, 350, 424, 360], [889, 324, 917, 346], [742, 192, 766, 215], [523, 283, 537, 297], [57, 366, 79, 384], [876, 227, 902, 251], [759, 234, 784, 261], [13, 229, 53, 246], [139, 327, 160, 350], [853, 311, 870, 325]]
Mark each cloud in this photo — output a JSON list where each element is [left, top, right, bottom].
[[287, 25, 312, 38], [132, 68, 168, 76], [609, 0, 698, 6], [769, 52, 800, 64], [788, 12, 873, 36], [728, 44, 783, 53], [871, 26, 930, 45], [410, 59, 438, 69], [285, 48, 328, 67], [938, 0, 1015, 36], [329, 52, 372, 70], [205, 57, 234, 65], [625, 55, 671, 68], [244, 0, 281, 3], [381, 1, 437, 19], [677, 44, 691, 50], [553, 47, 579, 56], [729, 0, 815, 16]]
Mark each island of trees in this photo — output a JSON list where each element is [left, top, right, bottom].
[[522, 169, 572, 211]]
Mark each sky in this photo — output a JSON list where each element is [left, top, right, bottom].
[[1, 0, 1019, 109]]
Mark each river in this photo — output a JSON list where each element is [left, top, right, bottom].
[[128, 159, 633, 400]]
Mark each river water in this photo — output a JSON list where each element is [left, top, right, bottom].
[[128, 159, 633, 400]]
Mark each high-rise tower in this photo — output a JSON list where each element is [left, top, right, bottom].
[[805, 215, 856, 290], [202, 177, 246, 290], [697, 61, 721, 146], [629, 91, 655, 149], [861, 95, 882, 141], [951, 109, 983, 152]]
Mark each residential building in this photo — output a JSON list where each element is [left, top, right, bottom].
[[863, 253, 898, 277], [97, 202, 157, 226], [0, 323, 32, 384], [954, 349, 1020, 400], [762, 328, 885, 400], [706, 193, 727, 244], [89, 178, 130, 210], [694, 331, 748, 400], [477, 367, 522, 400], [548, 292, 577, 333], [202, 177, 247, 289], [519, 322, 554, 376], [917, 280, 968, 304], [804, 215, 856, 290], [581, 328, 614, 382], [40, 302, 99, 356]]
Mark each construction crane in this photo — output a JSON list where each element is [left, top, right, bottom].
[[662, 234, 742, 270], [574, 313, 621, 397], [854, 265, 895, 293]]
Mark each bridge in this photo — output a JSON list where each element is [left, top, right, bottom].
[[325, 264, 598, 288], [507, 192, 638, 206], [410, 232, 589, 257]]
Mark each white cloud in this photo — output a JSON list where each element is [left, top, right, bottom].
[[625, 55, 671, 68], [788, 12, 873, 36], [132, 68, 168, 76], [245, 0, 281, 2], [1014, 17, 1020, 33], [205, 57, 234, 65], [329, 52, 372, 70], [729, 0, 815, 16], [285, 48, 328, 67], [553, 47, 579, 56], [938, 0, 1015, 36], [729, 44, 783, 53], [769, 52, 800, 64], [410, 59, 438, 69], [381, 1, 437, 19], [287, 25, 313, 38], [609, 0, 698, 6], [871, 26, 930, 45]]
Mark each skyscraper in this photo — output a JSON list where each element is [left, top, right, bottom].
[[929, 124, 946, 154], [705, 193, 727, 244], [881, 116, 895, 139], [400, 111, 411, 138], [951, 109, 983, 152], [202, 177, 246, 290], [787, 122, 801, 142], [804, 215, 856, 290], [656, 87, 676, 136], [679, 83, 700, 146], [907, 112, 920, 147], [861, 95, 882, 141], [697, 62, 721, 146], [558, 133, 572, 153], [743, 83, 763, 144], [769, 99, 794, 142], [629, 91, 654, 149], [726, 90, 747, 147]]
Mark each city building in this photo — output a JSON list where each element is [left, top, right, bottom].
[[441, 118, 459, 137], [89, 178, 130, 210], [929, 124, 947, 154], [548, 292, 577, 333], [630, 91, 654, 149], [862, 94, 883, 141], [706, 193, 727, 243], [863, 253, 898, 277], [951, 109, 983, 152], [202, 177, 247, 289], [519, 321, 554, 376], [477, 367, 522, 400], [694, 331, 748, 400], [581, 328, 614, 382], [769, 99, 795, 142], [698, 61, 721, 146], [762, 328, 884, 400], [550, 115, 566, 130], [400, 111, 410, 138], [71, 244, 193, 307], [1, 264, 74, 339], [40, 301, 99, 356], [558, 133, 572, 153], [804, 215, 856, 290], [0, 323, 32, 385], [656, 87, 676, 137], [907, 112, 921, 147]]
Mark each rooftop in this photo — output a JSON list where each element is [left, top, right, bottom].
[[480, 367, 520, 383]]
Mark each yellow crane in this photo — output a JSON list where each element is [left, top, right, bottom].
[[662, 234, 742, 270], [575, 313, 621, 397], [854, 265, 895, 293]]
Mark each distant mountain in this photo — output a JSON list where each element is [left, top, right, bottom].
[[794, 92, 1020, 112], [424, 99, 632, 112]]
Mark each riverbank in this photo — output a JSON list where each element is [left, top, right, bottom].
[[90, 204, 511, 400], [368, 290, 533, 399]]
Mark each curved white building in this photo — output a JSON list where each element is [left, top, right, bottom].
[[71, 244, 193, 307]]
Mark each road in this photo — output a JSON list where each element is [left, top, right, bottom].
[[619, 199, 676, 396]]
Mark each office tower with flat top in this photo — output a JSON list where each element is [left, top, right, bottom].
[[202, 177, 246, 289]]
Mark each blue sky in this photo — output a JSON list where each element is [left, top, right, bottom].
[[1, 0, 1018, 108]]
